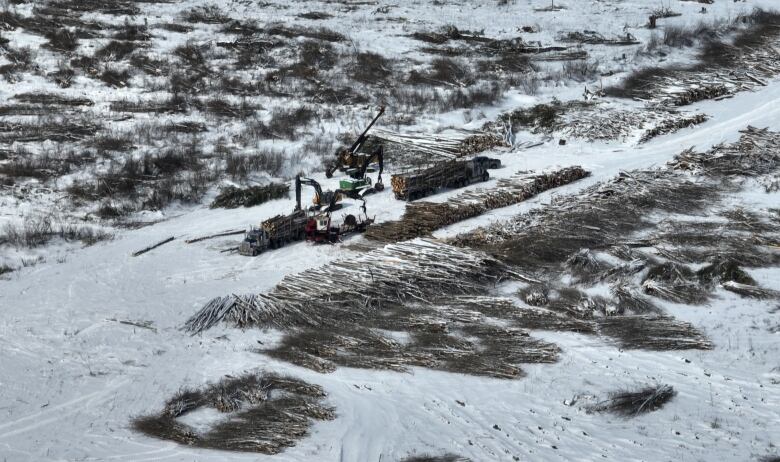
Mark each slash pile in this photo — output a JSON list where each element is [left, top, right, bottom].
[[609, 11, 780, 106], [133, 373, 334, 453], [560, 105, 707, 142], [185, 240, 518, 333], [209, 183, 289, 209]]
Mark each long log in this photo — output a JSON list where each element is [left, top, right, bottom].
[[132, 236, 175, 257], [185, 230, 244, 244]]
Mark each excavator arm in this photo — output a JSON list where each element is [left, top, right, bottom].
[[295, 175, 341, 211]]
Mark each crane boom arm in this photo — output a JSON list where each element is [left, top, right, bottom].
[[348, 106, 385, 154]]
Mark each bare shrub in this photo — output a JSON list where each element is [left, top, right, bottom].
[[606, 64, 681, 98], [351, 51, 394, 84], [100, 68, 131, 87], [113, 23, 151, 41], [408, 57, 473, 87], [0, 150, 64, 179], [200, 97, 256, 118], [95, 40, 136, 61], [590, 384, 676, 417], [210, 183, 289, 209], [225, 150, 285, 179], [110, 94, 188, 114], [0, 46, 35, 81], [266, 106, 317, 140], [302, 136, 335, 164], [182, 4, 230, 24], [49, 62, 75, 87], [1, 215, 113, 248], [443, 82, 503, 110], [173, 42, 206, 68], [44, 28, 79, 52], [169, 70, 207, 94], [158, 23, 193, 33], [496, 102, 563, 132], [298, 11, 332, 20], [561, 58, 600, 82], [220, 19, 261, 35], [143, 170, 216, 210], [266, 23, 346, 42], [299, 40, 337, 70], [90, 134, 134, 154], [129, 54, 170, 76]]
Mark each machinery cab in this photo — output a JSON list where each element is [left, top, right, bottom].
[[305, 214, 340, 243], [473, 155, 502, 170], [239, 226, 269, 256]]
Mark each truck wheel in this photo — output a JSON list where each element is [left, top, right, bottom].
[[482, 172, 489, 182]]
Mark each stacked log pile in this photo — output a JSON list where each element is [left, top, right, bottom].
[[638, 113, 708, 143], [389, 160, 463, 195], [371, 129, 507, 166], [368, 166, 589, 243]]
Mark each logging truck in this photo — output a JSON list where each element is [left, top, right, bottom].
[[239, 184, 374, 255], [239, 210, 309, 256], [390, 157, 498, 201]]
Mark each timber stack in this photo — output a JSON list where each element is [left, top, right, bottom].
[[391, 157, 497, 201], [368, 165, 589, 243], [370, 129, 507, 165]]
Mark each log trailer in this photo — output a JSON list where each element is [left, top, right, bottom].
[[390, 156, 500, 201], [304, 192, 373, 243]]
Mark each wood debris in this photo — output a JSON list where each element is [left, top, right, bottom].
[[133, 373, 334, 454], [185, 229, 244, 244], [559, 31, 640, 46], [185, 240, 518, 333], [132, 236, 174, 257], [209, 183, 289, 209]]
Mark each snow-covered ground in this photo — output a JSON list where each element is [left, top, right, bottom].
[[1, 1, 780, 461], [1, 78, 779, 461]]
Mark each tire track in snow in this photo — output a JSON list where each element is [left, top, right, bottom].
[[0, 378, 128, 440]]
